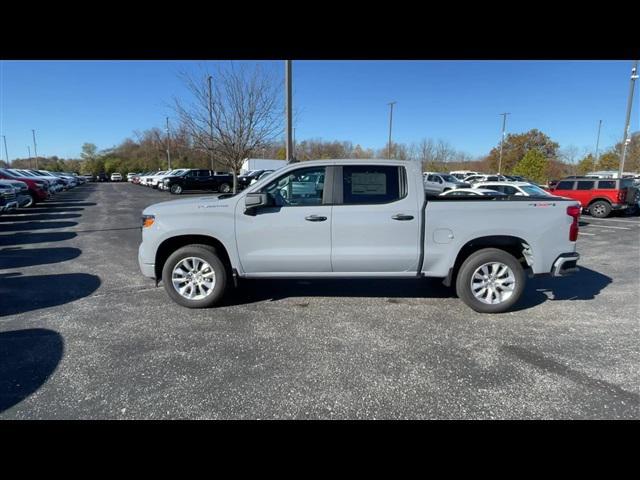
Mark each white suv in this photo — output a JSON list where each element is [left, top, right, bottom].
[[423, 172, 470, 194], [473, 181, 552, 197], [111, 173, 123, 182]]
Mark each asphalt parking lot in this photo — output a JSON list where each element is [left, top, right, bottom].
[[1, 182, 638, 419]]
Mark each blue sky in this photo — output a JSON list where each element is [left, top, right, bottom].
[[0, 60, 637, 161]]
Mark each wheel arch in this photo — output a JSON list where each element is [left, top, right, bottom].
[[443, 235, 530, 287], [155, 234, 233, 281], [587, 197, 612, 207]]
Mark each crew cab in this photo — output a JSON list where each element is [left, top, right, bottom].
[[0, 168, 49, 206], [138, 160, 582, 314], [163, 169, 233, 194], [550, 177, 640, 218]]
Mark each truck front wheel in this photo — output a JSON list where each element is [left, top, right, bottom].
[[455, 248, 525, 314], [161, 244, 228, 308], [170, 184, 183, 194]]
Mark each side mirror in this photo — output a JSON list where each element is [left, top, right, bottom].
[[244, 192, 270, 214]]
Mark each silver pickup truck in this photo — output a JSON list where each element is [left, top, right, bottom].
[[138, 159, 581, 313]]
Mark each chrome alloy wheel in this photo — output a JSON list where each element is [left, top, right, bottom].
[[470, 262, 516, 305], [171, 257, 216, 300], [592, 203, 606, 216]]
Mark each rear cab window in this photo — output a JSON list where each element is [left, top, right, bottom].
[[342, 165, 404, 205]]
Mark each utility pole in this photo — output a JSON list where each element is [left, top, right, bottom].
[[619, 60, 638, 178], [208, 75, 215, 171], [165, 117, 172, 171], [285, 60, 293, 161], [32, 129, 38, 169], [28, 146, 31, 167], [498, 113, 510, 175], [387, 101, 397, 159], [2, 135, 8, 166], [594, 119, 603, 167]]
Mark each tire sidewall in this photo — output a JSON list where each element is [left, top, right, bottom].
[[219, 183, 231, 193], [170, 184, 182, 194], [589, 201, 611, 218], [162, 245, 227, 308], [455, 248, 525, 314]]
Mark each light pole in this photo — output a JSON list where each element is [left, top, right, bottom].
[[594, 119, 602, 168], [498, 113, 510, 175], [387, 101, 397, 159], [32, 129, 38, 169], [285, 60, 293, 161], [2, 135, 8, 166], [166, 117, 172, 170], [618, 60, 638, 178], [208, 75, 214, 171], [28, 146, 31, 167]]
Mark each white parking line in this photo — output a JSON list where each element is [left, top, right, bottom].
[[580, 216, 640, 224], [582, 224, 631, 230], [578, 232, 595, 236]]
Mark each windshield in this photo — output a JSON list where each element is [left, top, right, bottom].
[[520, 185, 550, 196]]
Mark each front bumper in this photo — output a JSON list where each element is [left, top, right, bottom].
[[551, 253, 580, 277], [138, 244, 156, 279]]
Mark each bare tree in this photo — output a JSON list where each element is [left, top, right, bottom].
[[174, 63, 283, 192]]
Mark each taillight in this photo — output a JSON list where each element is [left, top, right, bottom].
[[567, 205, 580, 241], [618, 189, 626, 203]]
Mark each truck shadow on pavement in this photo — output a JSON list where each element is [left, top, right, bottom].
[[516, 267, 612, 310], [0, 328, 64, 414], [230, 267, 612, 311], [0, 273, 101, 317], [0, 213, 82, 222], [229, 277, 456, 305]]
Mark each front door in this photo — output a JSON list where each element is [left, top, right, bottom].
[[235, 166, 332, 274]]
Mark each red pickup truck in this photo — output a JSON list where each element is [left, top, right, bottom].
[[550, 177, 639, 218]]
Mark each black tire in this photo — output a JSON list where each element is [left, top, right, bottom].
[[218, 183, 231, 193], [455, 248, 525, 314], [25, 192, 38, 208], [589, 200, 611, 218], [161, 244, 228, 308], [170, 184, 183, 195]]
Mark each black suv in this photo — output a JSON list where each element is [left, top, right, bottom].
[[164, 169, 234, 195]]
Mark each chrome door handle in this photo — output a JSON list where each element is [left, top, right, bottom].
[[391, 214, 414, 221], [305, 215, 327, 222]]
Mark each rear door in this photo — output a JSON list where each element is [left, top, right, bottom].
[[574, 180, 596, 206], [331, 164, 420, 273]]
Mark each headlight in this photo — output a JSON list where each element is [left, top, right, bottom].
[[142, 215, 155, 228]]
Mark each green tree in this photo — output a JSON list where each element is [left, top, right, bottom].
[[597, 151, 619, 171], [512, 149, 549, 184], [576, 154, 596, 175], [485, 129, 559, 173], [80, 143, 98, 161]]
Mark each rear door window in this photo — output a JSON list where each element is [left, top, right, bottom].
[[556, 181, 575, 190], [342, 166, 403, 205]]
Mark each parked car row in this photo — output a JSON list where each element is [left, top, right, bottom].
[[129, 169, 236, 195], [0, 168, 86, 211]]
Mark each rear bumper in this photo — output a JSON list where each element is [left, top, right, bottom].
[[551, 253, 580, 277]]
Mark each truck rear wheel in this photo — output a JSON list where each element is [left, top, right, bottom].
[[170, 184, 183, 194], [218, 183, 231, 193], [589, 200, 611, 218], [455, 248, 525, 314], [161, 244, 227, 308]]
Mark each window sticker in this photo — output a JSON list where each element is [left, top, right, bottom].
[[351, 172, 387, 195]]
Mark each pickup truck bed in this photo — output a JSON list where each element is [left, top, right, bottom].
[[138, 159, 580, 313]]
